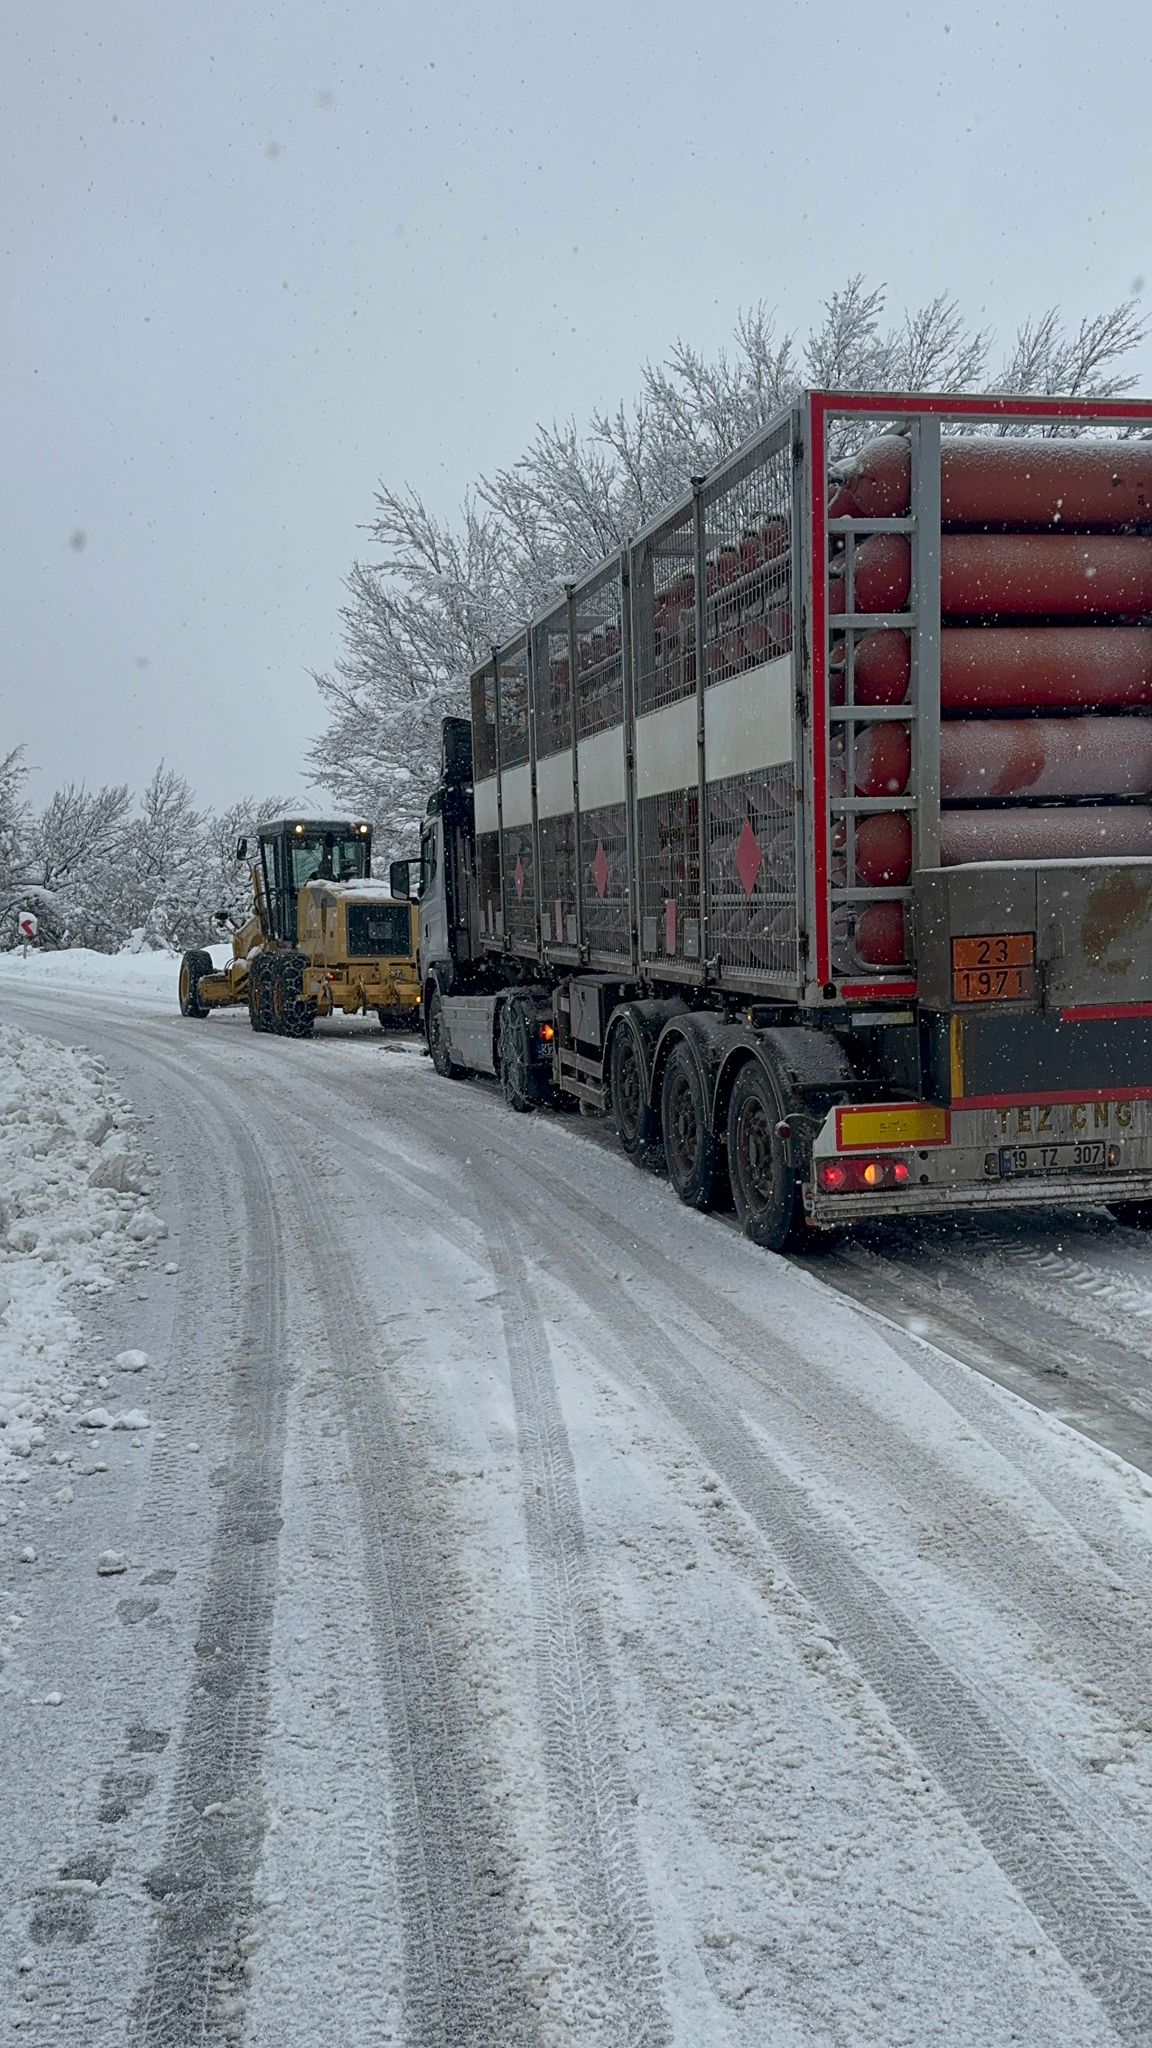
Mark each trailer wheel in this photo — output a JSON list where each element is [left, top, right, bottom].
[[247, 957, 274, 1034], [178, 949, 213, 1018], [609, 1023, 661, 1168], [498, 999, 541, 1113], [660, 1044, 723, 1210], [1107, 1201, 1152, 1230], [427, 989, 465, 1078], [726, 1061, 803, 1252]]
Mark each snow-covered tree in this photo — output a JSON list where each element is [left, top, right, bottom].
[[309, 281, 1147, 832], [0, 749, 28, 921], [19, 781, 134, 948], [0, 769, 296, 953]]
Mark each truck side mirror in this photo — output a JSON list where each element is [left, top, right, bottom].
[[236, 836, 248, 861], [389, 859, 413, 900]]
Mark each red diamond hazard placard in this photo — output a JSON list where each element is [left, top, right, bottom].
[[735, 818, 762, 898]]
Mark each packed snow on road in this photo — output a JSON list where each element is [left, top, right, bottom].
[[3, 949, 1152, 2047]]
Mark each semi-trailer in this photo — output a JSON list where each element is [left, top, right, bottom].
[[401, 390, 1152, 1249]]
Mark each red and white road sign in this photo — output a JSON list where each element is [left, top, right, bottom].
[[17, 911, 38, 941]]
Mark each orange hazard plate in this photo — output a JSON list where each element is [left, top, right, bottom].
[[952, 932, 1035, 1004]]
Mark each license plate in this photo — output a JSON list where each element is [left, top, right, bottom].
[[999, 1141, 1110, 1177]]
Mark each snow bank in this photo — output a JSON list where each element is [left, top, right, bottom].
[[0, 944, 230, 1011], [0, 1023, 164, 1485]]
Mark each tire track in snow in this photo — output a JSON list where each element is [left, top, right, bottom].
[[485, 1170, 1152, 2047], [372, 1089, 1152, 1747], [480, 1208, 672, 2048], [267, 1080, 672, 2046], [283, 1161, 545, 2048], [0, 1002, 292, 2048], [126, 1054, 290, 2048]]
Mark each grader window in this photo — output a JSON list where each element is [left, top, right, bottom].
[[291, 834, 368, 888]]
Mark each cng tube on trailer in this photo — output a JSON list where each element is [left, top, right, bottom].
[[849, 716, 1152, 801], [836, 626, 1152, 711], [829, 434, 1152, 528], [829, 533, 1152, 619]]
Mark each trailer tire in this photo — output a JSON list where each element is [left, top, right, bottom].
[[247, 957, 274, 1034], [660, 1043, 723, 1210], [498, 998, 542, 1113], [427, 988, 465, 1078], [178, 949, 213, 1018], [727, 1060, 806, 1252], [1107, 1200, 1152, 1230], [609, 1022, 662, 1168]]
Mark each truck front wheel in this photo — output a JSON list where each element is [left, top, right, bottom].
[[726, 1061, 803, 1252], [660, 1044, 724, 1210], [427, 989, 465, 1078]]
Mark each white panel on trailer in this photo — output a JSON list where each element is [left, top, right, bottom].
[[536, 751, 574, 821], [635, 695, 697, 801], [704, 655, 794, 781], [577, 725, 626, 811], [634, 656, 794, 802], [500, 763, 532, 829], [474, 777, 499, 833]]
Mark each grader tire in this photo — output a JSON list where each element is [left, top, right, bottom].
[[178, 949, 213, 1019], [270, 955, 316, 1039], [247, 956, 274, 1034]]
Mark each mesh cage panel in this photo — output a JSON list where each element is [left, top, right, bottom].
[[632, 507, 697, 715], [471, 664, 497, 781], [701, 431, 793, 688], [501, 824, 536, 952], [533, 607, 571, 760], [574, 567, 625, 738], [580, 802, 630, 962], [637, 789, 700, 964], [708, 765, 797, 981], [476, 830, 501, 939], [497, 636, 530, 769], [538, 812, 577, 947]]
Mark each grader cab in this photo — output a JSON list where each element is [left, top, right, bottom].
[[177, 818, 420, 1037]]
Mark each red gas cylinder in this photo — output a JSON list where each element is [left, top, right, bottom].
[[855, 798, 1152, 884], [851, 723, 912, 796], [940, 805, 1152, 865], [855, 812, 913, 884], [844, 626, 1152, 710], [830, 434, 1152, 528], [830, 534, 1152, 619], [940, 718, 1152, 801], [854, 901, 908, 968]]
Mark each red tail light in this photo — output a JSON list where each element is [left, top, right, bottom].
[[819, 1156, 912, 1193]]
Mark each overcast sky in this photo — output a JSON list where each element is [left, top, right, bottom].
[[6, 0, 1152, 812]]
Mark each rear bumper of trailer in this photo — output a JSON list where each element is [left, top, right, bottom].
[[810, 1169, 1152, 1226]]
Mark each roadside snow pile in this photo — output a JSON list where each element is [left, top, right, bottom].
[[0, 1023, 163, 1484], [0, 945, 229, 1010]]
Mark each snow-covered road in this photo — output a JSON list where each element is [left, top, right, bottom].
[[4, 956, 1152, 2046]]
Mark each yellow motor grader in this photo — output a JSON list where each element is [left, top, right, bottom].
[[177, 818, 420, 1037]]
